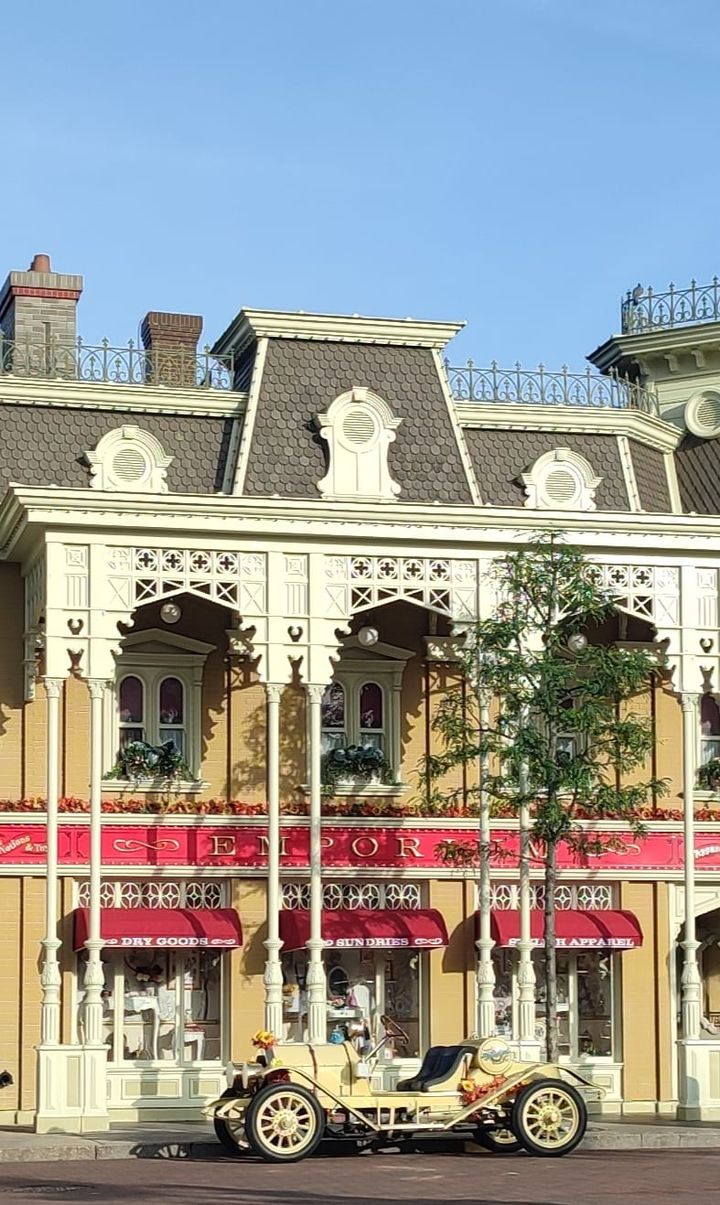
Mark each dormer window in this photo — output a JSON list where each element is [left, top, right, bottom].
[[317, 387, 401, 502], [522, 447, 601, 511], [85, 425, 173, 493]]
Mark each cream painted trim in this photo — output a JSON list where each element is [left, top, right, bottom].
[[232, 337, 268, 495], [590, 323, 720, 373], [617, 435, 641, 512], [431, 349, 482, 505], [0, 375, 247, 418], [456, 401, 681, 453], [8, 484, 720, 555], [213, 309, 465, 356], [665, 451, 683, 514]]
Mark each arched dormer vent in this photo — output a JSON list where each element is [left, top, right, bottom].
[[686, 390, 720, 438], [317, 387, 401, 502], [522, 447, 601, 511], [85, 425, 173, 493]]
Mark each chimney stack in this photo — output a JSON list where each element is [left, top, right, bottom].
[[0, 254, 83, 347], [140, 311, 203, 389]]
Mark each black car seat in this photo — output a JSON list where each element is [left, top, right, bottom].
[[395, 1046, 448, 1092], [419, 1044, 476, 1091]]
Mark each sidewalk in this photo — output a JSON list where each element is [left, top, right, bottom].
[[2, 1117, 720, 1162]]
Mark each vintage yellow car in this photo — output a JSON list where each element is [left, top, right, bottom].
[[210, 1016, 592, 1163]]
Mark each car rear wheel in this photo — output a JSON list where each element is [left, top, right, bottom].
[[511, 1079, 587, 1157], [213, 1090, 249, 1154], [474, 1125, 522, 1154], [245, 1082, 325, 1163]]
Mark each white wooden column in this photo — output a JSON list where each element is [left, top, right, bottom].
[[681, 692, 701, 1040], [83, 679, 106, 1046], [263, 683, 284, 1035], [516, 793, 536, 1049], [40, 678, 63, 1046], [305, 684, 326, 1043], [475, 694, 495, 1037]]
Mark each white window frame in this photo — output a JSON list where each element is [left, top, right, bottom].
[[314, 637, 414, 792], [103, 628, 214, 787]]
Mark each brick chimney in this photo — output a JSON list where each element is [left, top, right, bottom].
[[140, 311, 203, 388], [0, 254, 83, 346]]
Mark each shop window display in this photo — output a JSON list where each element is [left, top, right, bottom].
[[281, 948, 422, 1058], [78, 949, 222, 1064], [490, 949, 614, 1059]]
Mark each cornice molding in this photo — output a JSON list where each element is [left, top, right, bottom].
[[455, 401, 681, 452], [588, 324, 720, 373], [0, 375, 247, 418], [212, 308, 465, 357], [4, 484, 720, 562]]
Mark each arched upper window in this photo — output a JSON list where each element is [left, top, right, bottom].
[[159, 677, 185, 755], [119, 676, 144, 746], [359, 682, 384, 749], [321, 682, 346, 753]]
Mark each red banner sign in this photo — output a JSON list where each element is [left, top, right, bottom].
[[0, 820, 711, 874]]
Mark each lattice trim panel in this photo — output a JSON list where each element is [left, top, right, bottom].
[[105, 547, 267, 614], [281, 882, 421, 910], [75, 879, 227, 909], [486, 883, 613, 911], [324, 555, 478, 621], [591, 564, 679, 628]]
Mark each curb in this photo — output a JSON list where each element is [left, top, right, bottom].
[[2, 1128, 720, 1163]]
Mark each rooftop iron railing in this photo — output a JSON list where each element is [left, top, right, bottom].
[[445, 359, 658, 415], [621, 278, 720, 334], [0, 336, 235, 390]]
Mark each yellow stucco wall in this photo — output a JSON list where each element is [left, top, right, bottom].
[[427, 879, 472, 1044], [230, 879, 268, 1056], [620, 881, 662, 1108]]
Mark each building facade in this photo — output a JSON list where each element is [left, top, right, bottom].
[[0, 258, 720, 1128]]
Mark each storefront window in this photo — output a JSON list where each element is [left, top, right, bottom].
[[280, 947, 423, 1058], [78, 949, 223, 1064], [491, 948, 614, 1059]]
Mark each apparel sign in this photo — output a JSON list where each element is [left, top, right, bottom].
[[0, 821, 714, 873]]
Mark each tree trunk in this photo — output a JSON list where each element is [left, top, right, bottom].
[[544, 838, 559, 1064]]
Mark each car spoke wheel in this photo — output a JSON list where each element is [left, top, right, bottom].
[[245, 1083, 324, 1163], [213, 1091, 249, 1154], [475, 1126, 522, 1154], [512, 1079, 587, 1157]]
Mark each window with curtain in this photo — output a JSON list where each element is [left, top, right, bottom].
[[158, 676, 185, 755], [118, 676, 145, 747], [701, 694, 720, 765], [321, 682, 346, 753]]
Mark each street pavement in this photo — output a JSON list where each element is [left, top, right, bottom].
[[0, 1149, 719, 1203]]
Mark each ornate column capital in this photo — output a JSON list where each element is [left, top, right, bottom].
[[306, 683, 327, 705], [87, 678, 109, 701], [681, 692, 700, 715], [43, 678, 64, 700], [266, 683, 285, 704]]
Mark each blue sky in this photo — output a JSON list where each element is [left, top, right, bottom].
[[3, 0, 719, 369]]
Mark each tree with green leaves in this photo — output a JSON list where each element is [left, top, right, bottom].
[[426, 533, 664, 1063]]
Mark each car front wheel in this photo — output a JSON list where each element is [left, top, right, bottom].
[[245, 1082, 325, 1163], [511, 1079, 587, 1157]]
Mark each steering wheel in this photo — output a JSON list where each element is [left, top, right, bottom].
[[380, 1014, 410, 1047]]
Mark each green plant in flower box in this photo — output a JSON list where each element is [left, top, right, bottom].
[[320, 744, 394, 793], [106, 739, 192, 784], [698, 758, 720, 791]]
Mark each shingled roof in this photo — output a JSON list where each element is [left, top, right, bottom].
[[0, 405, 235, 493]]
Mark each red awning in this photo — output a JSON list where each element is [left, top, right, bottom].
[[488, 908, 642, 950], [279, 908, 448, 952], [73, 907, 243, 951]]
